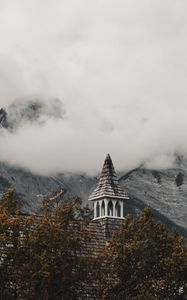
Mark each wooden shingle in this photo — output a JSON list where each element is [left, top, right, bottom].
[[88, 154, 129, 201]]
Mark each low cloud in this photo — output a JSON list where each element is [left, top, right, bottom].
[[6, 98, 65, 129], [0, 97, 187, 175], [0, 0, 187, 174]]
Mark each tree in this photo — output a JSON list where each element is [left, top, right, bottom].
[[0, 200, 26, 299], [0, 192, 91, 300], [102, 207, 187, 300], [1, 188, 21, 214]]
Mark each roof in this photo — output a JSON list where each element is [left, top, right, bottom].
[[78, 218, 123, 299], [88, 154, 129, 201]]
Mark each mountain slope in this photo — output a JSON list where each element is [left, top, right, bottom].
[[0, 102, 186, 238], [120, 159, 187, 230], [0, 160, 186, 239], [0, 99, 65, 130], [0, 162, 97, 213]]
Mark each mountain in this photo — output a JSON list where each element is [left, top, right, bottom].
[[0, 108, 8, 129], [0, 159, 186, 238], [0, 98, 65, 130], [119, 159, 187, 238], [0, 101, 186, 238], [0, 161, 97, 213]]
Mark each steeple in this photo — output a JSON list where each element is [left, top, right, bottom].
[[88, 154, 129, 220]]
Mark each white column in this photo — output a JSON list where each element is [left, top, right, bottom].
[[120, 200, 123, 218], [94, 202, 96, 218], [113, 200, 117, 217], [104, 198, 109, 217], [99, 200, 103, 216]]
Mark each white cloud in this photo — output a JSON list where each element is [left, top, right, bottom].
[[0, 0, 187, 174]]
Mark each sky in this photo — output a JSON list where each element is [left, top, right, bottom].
[[0, 0, 187, 175]]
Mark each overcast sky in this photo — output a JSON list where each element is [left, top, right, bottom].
[[0, 0, 187, 175]]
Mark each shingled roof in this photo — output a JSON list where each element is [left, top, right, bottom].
[[88, 154, 129, 201], [77, 218, 123, 299]]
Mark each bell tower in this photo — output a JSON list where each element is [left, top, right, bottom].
[[88, 154, 129, 220]]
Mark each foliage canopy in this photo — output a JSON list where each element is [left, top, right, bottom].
[[0, 189, 90, 300], [0, 189, 186, 299], [102, 207, 187, 300]]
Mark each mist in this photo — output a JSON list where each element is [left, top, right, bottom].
[[0, 0, 187, 175]]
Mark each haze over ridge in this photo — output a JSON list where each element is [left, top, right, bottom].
[[0, 0, 187, 175]]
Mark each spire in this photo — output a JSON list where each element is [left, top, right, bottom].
[[88, 154, 129, 201]]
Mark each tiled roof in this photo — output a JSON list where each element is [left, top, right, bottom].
[[88, 154, 129, 201], [77, 218, 123, 299]]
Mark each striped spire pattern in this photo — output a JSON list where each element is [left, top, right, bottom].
[[88, 154, 129, 201]]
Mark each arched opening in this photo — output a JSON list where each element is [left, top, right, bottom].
[[96, 202, 100, 218], [115, 201, 121, 217], [108, 200, 113, 216], [101, 200, 105, 216]]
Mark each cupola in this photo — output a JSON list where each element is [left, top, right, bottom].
[[88, 154, 129, 220]]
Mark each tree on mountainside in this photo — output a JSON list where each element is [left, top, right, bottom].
[[1, 188, 21, 214], [102, 207, 187, 300]]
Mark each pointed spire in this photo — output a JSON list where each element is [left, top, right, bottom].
[[88, 154, 129, 201]]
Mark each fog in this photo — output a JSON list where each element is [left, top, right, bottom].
[[0, 0, 187, 175]]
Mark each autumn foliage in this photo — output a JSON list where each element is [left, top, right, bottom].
[[0, 189, 186, 299], [0, 189, 90, 300], [102, 207, 187, 300]]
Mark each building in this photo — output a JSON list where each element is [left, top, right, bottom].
[[89, 153, 129, 220], [88, 153, 129, 239], [78, 154, 129, 299]]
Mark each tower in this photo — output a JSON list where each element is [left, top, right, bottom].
[[88, 154, 129, 220]]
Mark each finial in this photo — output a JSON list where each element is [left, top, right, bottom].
[[105, 153, 111, 160]]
